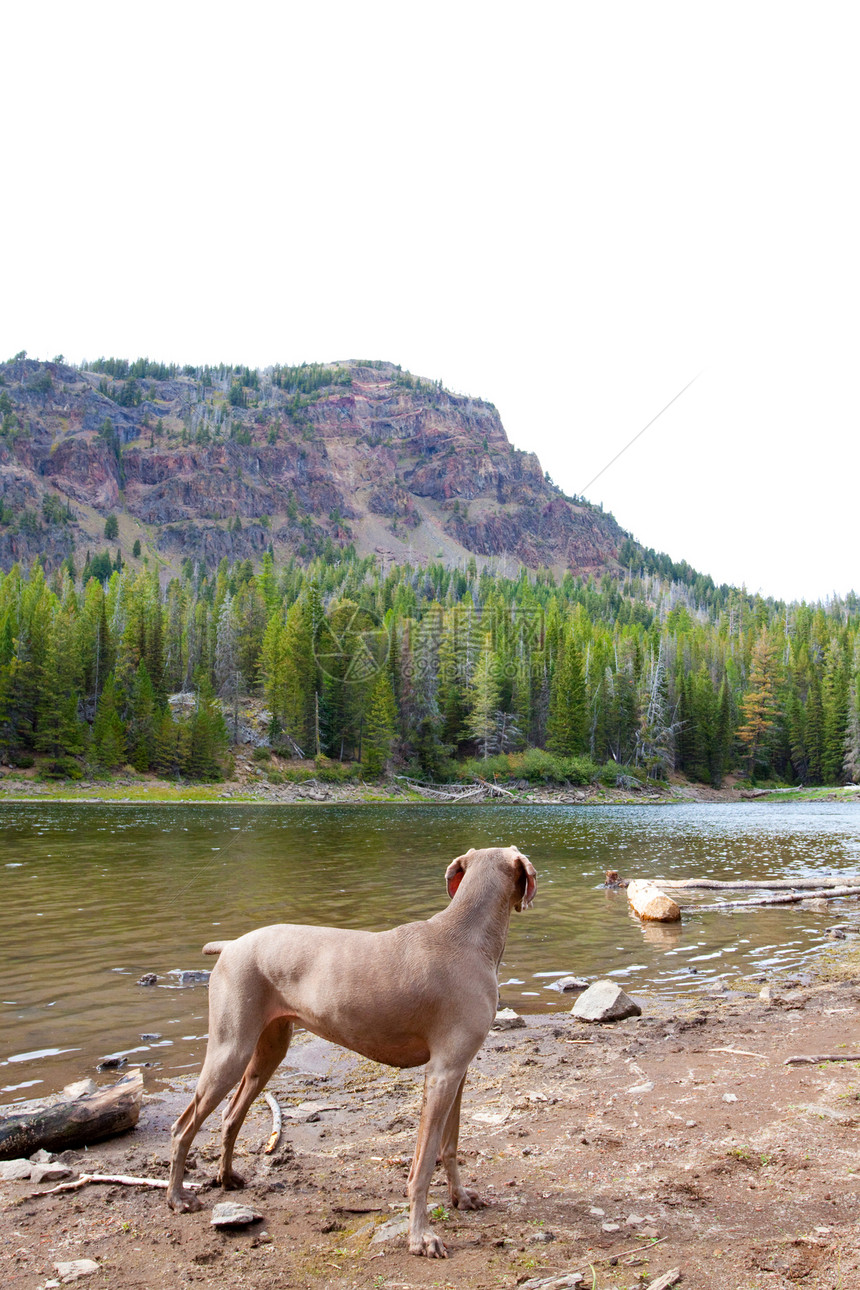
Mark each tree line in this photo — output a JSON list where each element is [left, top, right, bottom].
[[0, 550, 858, 785]]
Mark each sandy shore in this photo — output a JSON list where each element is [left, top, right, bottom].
[[4, 941, 860, 1290]]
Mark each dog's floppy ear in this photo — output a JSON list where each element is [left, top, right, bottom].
[[513, 848, 537, 911], [446, 848, 475, 899]]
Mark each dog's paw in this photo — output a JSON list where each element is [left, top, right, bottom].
[[218, 1168, 247, 1191], [410, 1229, 448, 1259], [451, 1185, 485, 1210], [167, 1187, 203, 1214]]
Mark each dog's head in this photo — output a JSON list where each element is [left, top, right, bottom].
[[445, 845, 537, 911]]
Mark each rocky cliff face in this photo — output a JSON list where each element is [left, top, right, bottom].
[[0, 357, 627, 574]]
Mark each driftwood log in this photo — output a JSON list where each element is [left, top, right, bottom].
[[394, 776, 514, 802], [657, 877, 860, 892], [0, 1068, 143, 1160], [682, 885, 860, 913]]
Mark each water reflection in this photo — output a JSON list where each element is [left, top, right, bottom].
[[1, 800, 859, 1095]]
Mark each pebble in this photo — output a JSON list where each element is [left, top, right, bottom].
[[136, 973, 157, 986], [588, 1206, 605, 1217], [602, 1221, 621, 1233], [210, 1202, 264, 1228], [759, 985, 773, 1002], [722, 1093, 738, 1103], [30, 1149, 54, 1163], [528, 1229, 555, 1243], [626, 1081, 654, 1095]]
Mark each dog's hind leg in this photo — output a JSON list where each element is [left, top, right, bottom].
[[217, 1016, 294, 1190], [440, 1073, 484, 1211], [167, 1034, 259, 1212]]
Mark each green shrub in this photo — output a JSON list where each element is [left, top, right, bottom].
[[252, 746, 271, 762], [39, 757, 84, 781], [9, 751, 35, 769]]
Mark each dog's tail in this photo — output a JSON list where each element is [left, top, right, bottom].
[[202, 940, 231, 955]]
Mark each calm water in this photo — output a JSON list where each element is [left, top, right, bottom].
[[2, 801, 860, 1101]]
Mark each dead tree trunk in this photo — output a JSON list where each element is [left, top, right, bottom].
[[0, 1069, 143, 1159]]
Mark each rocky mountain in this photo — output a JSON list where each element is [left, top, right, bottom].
[[0, 355, 628, 575]]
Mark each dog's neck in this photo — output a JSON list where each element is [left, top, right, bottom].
[[432, 867, 515, 968]]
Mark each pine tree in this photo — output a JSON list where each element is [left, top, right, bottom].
[[467, 640, 500, 758], [546, 628, 587, 756], [362, 671, 397, 776], [737, 630, 780, 777], [91, 675, 126, 770]]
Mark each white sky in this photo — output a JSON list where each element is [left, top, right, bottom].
[[3, 2, 857, 604]]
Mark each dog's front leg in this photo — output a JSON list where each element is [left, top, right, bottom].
[[407, 1063, 465, 1257], [440, 1072, 484, 1211]]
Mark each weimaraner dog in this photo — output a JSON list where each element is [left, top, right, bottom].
[[167, 844, 537, 1257]]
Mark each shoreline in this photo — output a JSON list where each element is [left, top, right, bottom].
[[1, 774, 859, 807], [4, 946, 860, 1289]]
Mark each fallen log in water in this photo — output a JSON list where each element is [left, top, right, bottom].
[[657, 877, 860, 891], [682, 885, 860, 913], [0, 1069, 143, 1159]]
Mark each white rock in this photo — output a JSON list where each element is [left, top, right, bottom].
[[588, 1206, 605, 1217], [492, 1008, 526, 1030], [371, 1215, 410, 1244], [627, 879, 681, 923], [722, 1092, 738, 1103], [572, 980, 642, 1023], [210, 1202, 263, 1227], [32, 1163, 73, 1184], [0, 1159, 32, 1181], [602, 1221, 621, 1233], [626, 1081, 654, 1095], [54, 1261, 99, 1283]]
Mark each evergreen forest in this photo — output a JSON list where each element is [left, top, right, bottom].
[[1, 547, 859, 788]]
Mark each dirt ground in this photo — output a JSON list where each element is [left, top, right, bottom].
[[4, 966, 860, 1290]]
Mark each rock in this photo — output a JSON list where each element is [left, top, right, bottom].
[[168, 969, 211, 985], [522, 1275, 584, 1289], [32, 1162, 73, 1183], [136, 973, 157, 986], [722, 1093, 738, 1103], [646, 1270, 681, 1290], [602, 1221, 621, 1233], [626, 1213, 645, 1225], [97, 1056, 127, 1071], [548, 976, 589, 993], [0, 1158, 33, 1181], [527, 1229, 555, 1243], [140, 1033, 162, 1041], [707, 978, 728, 993], [29, 1148, 54, 1163], [588, 1206, 605, 1217], [210, 1202, 264, 1227], [370, 1215, 410, 1244], [759, 985, 773, 1002], [626, 1081, 654, 1095], [627, 880, 681, 923], [54, 1260, 100, 1283], [802, 898, 830, 912], [492, 1008, 526, 1030], [572, 981, 642, 1023]]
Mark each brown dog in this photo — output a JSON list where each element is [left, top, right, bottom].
[[167, 845, 536, 1257]]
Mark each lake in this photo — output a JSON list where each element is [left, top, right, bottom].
[[2, 801, 859, 1101]]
